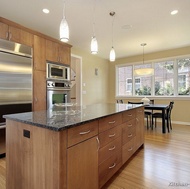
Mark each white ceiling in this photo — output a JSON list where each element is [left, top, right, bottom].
[[0, 0, 190, 60]]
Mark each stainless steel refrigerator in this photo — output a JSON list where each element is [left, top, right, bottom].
[[0, 39, 32, 157]]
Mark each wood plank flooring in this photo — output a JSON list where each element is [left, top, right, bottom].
[[0, 123, 190, 189]]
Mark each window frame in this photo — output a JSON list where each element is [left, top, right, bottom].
[[115, 55, 190, 99]]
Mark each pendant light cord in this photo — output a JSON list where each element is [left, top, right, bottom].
[[63, 0, 66, 19], [110, 12, 115, 48], [92, 0, 97, 36]]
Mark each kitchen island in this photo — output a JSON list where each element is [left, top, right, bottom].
[[4, 103, 145, 189]]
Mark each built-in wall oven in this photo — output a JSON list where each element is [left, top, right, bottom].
[[47, 80, 71, 109]]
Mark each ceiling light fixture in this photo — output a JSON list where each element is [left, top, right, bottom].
[[109, 11, 116, 62], [171, 10, 178, 15], [91, 0, 98, 54], [43, 8, 49, 14], [134, 43, 154, 76], [59, 0, 69, 42]]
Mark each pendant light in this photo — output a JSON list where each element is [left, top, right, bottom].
[[91, 0, 98, 54], [109, 11, 116, 62], [59, 0, 69, 42], [134, 43, 154, 76]]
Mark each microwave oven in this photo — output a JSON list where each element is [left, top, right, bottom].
[[47, 62, 70, 81]]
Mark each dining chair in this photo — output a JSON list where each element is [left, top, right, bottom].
[[128, 101, 150, 129], [152, 101, 174, 132], [117, 99, 123, 103]]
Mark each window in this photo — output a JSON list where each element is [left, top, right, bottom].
[[116, 56, 190, 97], [154, 61, 174, 96], [134, 64, 152, 96], [178, 58, 190, 95]]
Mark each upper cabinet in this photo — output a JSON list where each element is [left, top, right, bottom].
[[46, 39, 71, 65], [0, 22, 33, 47]]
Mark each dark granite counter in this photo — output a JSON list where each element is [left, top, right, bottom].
[[3, 103, 143, 131]]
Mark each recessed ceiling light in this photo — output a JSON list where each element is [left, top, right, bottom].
[[43, 8, 50, 14], [171, 10, 178, 15]]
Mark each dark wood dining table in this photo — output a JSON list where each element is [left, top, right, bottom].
[[144, 104, 169, 133]]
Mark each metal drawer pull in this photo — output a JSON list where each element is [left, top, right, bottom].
[[109, 133, 116, 138], [109, 163, 116, 169], [109, 121, 116, 124], [109, 145, 116, 151], [128, 134, 132, 138], [128, 147, 133, 152], [136, 118, 139, 122], [96, 137, 100, 151], [128, 114, 132, 117], [79, 130, 91, 135], [128, 124, 132, 127]]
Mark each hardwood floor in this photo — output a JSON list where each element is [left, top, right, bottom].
[[0, 123, 190, 189]]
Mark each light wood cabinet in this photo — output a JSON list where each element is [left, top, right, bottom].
[[135, 107, 145, 149], [33, 35, 46, 111], [0, 22, 33, 46], [32, 70, 46, 111], [67, 136, 98, 189], [46, 39, 70, 65]]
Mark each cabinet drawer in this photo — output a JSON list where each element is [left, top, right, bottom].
[[99, 150, 122, 188], [99, 125, 121, 148], [122, 138, 135, 164], [67, 120, 98, 147], [122, 119, 136, 145], [136, 107, 144, 117], [122, 109, 136, 122], [99, 113, 122, 133], [99, 137, 121, 165]]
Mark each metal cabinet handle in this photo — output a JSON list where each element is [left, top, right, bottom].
[[109, 145, 116, 151], [9, 32, 12, 40], [128, 147, 133, 152], [109, 163, 116, 169], [128, 124, 132, 127], [136, 118, 139, 122], [96, 137, 100, 151], [128, 114, 132, 117], [109, 121, 116, 124], [6, 32, 9, 39], [109, 133, 116, 138], [79, 130, 91, 135], [128, 134, 132, 138]]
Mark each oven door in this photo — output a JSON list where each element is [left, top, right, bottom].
[[47, 89, 71, 109]]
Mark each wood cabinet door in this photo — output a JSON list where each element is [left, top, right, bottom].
[[67, 136, 98, 189], [8, 26, 21, 43], [46, 40, 59, 62], [135, 114, 144, 149], [20, 29, 33, 47], [33, 35, 46, 71], [32, 70, 46, 111], [0, 22, 9, 39], [59, 44, 71, 65]]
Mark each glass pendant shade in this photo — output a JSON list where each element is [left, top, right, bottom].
[[91, 36, 98, 54], [110, 47, 116, 62], [134, 68, 154, 76], [59, 17, 69, 42]]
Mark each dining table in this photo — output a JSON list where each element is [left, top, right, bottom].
[[144, 104, 169, 133]]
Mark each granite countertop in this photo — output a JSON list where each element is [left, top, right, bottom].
[[3, 103, 143, 131]]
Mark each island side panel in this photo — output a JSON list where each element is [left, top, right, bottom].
[[6, 119, 67, 189]]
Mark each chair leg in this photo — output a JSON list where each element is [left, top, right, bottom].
[[155, 118, 157, 128], [170, 118, 172, 130], [147, 116, 149, 129], [149, 115, 152, 129], [167, 118, 170, 133]]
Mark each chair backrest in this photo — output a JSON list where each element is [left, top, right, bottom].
[[150, 99, 154, 104], [168, 101, 174, 118], [128, 101, 143, 104], [117, 99, 123, 103]]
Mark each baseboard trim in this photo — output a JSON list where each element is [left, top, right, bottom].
[[144, 118, 190, 126]]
